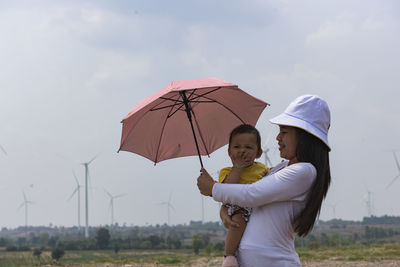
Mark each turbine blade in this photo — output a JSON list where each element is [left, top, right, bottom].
[[393, 152, 400, 171], [72, 170, 79, 185], [18, 202, 25, 210], [269, 159, 273, 166], [386, 174, 400, 189], [104, 189, 112, 198], [264, 132, 272, 148], [169, 204, 176, 212], [68, 187, 79, 201], [0, 144, 7, 155], [115, 193, 126, 199], [88, 153, 100, 165]]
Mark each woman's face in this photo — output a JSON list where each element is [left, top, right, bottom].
[[276, 126, 299, 165]]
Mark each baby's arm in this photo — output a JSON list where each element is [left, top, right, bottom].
[[223, 150, 250, 184], [222, 167, 241, 184]]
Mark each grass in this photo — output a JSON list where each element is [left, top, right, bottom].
[[0, 248, 217, 266], [1, 244, 400, 266], [298, 244, 400, 262]]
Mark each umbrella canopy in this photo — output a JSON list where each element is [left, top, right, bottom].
[[119, 77, 268, 167]]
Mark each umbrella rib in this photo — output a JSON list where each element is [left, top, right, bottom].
[[119, 96, 182, 152], [194, 94, 246, 124], [150, 96, 184, 111], [191, 109, 210, 157], [150, 102, 184, 112], [187, 89, 211, 157], [152, 87, 223, 112], [188, 87, 246, 123], [183, 87, 245, 157], [188, 87, 223, 100], [187, 100, 215, 103], [154, 96, 183, 163], [167, 103, 185, 118], [154, 113, 170, 164]]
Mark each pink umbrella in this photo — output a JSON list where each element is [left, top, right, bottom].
[[119, 77, 268, 168]]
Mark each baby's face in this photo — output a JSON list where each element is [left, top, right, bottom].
[[228, 133, 261, 167]]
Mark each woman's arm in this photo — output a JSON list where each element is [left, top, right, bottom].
[[212, 163, 316, 207]]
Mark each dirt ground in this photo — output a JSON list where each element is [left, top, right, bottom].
[[301, 260, 400, 267], [47, 258, 400, 266]]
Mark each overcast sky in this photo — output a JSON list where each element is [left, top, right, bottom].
[[1, 0, 400, 228]]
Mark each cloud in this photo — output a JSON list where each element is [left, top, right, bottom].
[[1, 0, 400, 227], [305, 12, 356, 45], [85, 52, 151, 91]]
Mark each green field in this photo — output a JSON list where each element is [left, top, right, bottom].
[[1, 244, 400, 267]]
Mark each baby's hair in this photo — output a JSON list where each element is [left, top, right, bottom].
[[229, 124, 262, 152]]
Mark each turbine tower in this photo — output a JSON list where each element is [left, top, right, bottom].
[[158, 192, 175, 225], [18, 191, 33, 230], [104, 189, 126, 226], [387, 151, 400, 189], [68, 170, 82, 230], [326, 202, 338, 218], [365, 190, 373, 217], [262, 133, 274, 167], [81, 155, 98, 238], [263, 147, 273, 167]]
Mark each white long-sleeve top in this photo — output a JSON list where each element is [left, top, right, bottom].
[[212, 161, 316, 267]]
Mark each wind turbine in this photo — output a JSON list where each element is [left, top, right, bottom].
[[364, 189, 374, 217], [326, 202, 339, 219], [158, 192, 175, 225], [81, 154, 98, 238], [262, 133, 275, 167], [263, 147, 273, 167], [386, 151, 400, 189], [18, 191, 33, 230], [104, 189, 126, 226], [67, 170, 82, 230]]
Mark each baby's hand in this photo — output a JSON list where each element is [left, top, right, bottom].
[[231, 152, 251, 169]]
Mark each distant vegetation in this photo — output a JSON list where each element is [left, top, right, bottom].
[[362, 215, 400, 225], [0, 221, 225, 253], [1, 216, 400, 264], [295, 216, 400, 249]]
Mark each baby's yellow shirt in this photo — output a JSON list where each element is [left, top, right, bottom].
[[219, 162, 270, 184]]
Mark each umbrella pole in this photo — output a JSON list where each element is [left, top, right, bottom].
[[180, 91, 204, 169]]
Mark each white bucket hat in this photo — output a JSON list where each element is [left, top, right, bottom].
[[269, 95, 331, 150]]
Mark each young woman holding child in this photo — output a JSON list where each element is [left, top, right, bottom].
[[197, 95, 332, 267]]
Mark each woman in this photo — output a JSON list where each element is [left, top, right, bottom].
[[197, 95, 331, 267]]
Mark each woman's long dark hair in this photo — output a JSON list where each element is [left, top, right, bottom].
[[293, 128, 331, 237]]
